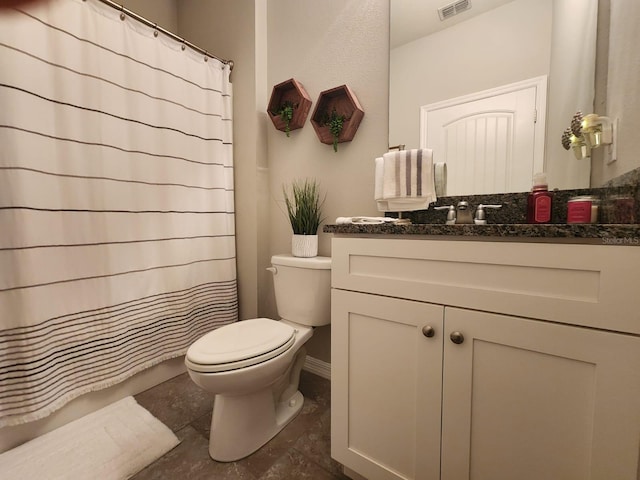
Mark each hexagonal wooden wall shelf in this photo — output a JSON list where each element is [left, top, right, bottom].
[[311, 85, 364, 150], [267, 78, 312, 136]]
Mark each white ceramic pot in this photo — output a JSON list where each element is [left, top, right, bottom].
[[291, 234, 318, 257]]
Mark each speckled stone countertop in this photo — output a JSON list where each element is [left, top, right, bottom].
[[324, 167, 640, 245], [323, 222, 640, 245]]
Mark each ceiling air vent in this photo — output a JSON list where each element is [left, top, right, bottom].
[[438, 0, 471, 21]]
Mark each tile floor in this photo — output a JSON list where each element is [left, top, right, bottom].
[[131, 370, 350, 480]]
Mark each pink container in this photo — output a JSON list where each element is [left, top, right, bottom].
[[567, 196, 598, 224]]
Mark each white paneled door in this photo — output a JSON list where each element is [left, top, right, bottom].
[[421, 77, 547, 195]]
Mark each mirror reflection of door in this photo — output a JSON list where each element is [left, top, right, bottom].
[[421, 76, 547, 196]]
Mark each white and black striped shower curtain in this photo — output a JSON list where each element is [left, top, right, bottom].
[[0, 0, 237, 427]]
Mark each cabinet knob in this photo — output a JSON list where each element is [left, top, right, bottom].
[[449, 331, 464, 344], [422, 325, 435, 338]]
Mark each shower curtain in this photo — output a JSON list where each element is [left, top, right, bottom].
[[0, 0, 237, 427]]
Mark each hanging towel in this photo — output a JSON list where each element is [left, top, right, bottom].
[[374, 157, 389, 211], [379, 149, 436, 211], [434, 162, 448, 197]]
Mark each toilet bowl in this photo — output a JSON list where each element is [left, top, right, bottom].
[[185, 254, 331, 462]]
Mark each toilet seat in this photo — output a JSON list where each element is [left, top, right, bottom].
[[185, 318, 296, 373]]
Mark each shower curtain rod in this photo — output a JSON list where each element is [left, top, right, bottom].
[[95, 0, 234, 72]]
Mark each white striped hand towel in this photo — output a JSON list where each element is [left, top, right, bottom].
[[382, 149, 436, 208]]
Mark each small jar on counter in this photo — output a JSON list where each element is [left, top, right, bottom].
[[601, 194, 636, 224], [567, 196, 599, 224]]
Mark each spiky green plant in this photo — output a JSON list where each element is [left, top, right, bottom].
[[283, 179, 325, 235]]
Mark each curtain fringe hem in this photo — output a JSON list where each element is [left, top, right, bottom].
[[0, 349, 187, 429]]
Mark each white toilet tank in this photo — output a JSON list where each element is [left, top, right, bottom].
[[270, 254, 331, 327]]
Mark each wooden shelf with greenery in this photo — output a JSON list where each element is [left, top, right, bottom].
[[310, 85, 364, 152], [267, 78, 312, 136]]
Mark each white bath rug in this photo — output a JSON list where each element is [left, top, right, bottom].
[[0, 396, 179, 480]]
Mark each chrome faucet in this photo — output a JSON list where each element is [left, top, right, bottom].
[[455, 201, 473, 224], [474, 203, 503, 224], [435, 201, 502, 224], [434, 205, 456, 224]]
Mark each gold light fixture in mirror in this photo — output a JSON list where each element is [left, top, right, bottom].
[[561, 111, 617, 161], [581, 113, 613, 148]]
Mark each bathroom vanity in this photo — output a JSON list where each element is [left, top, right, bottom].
[[327, 232, 640, 480]]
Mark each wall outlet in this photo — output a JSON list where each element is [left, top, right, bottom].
[[605, 118, 619, 165]]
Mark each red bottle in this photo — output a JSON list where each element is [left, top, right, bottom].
[[527, 173, 552, 224]]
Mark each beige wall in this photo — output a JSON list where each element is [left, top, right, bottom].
[[591, 0, 640, 185], [177, 0, 266, 321], [545, 0, 598, 191], [389, 0, 553, 152], [264, 0, 389, 361], [124, 0, 177, 31]]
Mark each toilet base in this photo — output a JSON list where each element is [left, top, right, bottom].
[[207, 346, 309, 462], [209, 389, 304, 462]]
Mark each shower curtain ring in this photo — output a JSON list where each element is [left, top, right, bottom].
[[119, 4, 125, 21], [153, 24, 159, 37]]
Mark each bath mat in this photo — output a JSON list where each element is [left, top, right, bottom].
[[0, 396, 179, 479]]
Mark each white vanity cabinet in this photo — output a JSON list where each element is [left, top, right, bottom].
[[332, 290, 444, 480], [330, 237, 640, 480]]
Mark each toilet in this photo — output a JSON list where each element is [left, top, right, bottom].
[[185, 254, 331, 462]]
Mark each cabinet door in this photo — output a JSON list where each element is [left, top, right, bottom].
[[441, 307, 640, 480], [332, 289, 444, 480]]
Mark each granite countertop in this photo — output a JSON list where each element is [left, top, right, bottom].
[[323, 222, 640, 245], [325, 170, 640, 245]]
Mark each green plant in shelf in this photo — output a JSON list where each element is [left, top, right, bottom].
[[282, 178, 325, 235], [323, 108, 346, 152], [276, 101, 296, 137]]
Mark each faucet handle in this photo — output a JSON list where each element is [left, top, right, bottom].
[[474, 204, 502, 224], [434, 205, 456, 225]]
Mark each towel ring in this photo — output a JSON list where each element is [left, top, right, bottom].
[[388, 144, 406, 152]]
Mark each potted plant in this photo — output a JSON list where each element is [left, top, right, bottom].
[[283, 178, 325, 257]]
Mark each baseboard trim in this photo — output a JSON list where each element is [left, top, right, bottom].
[[343, 466, 368, 480], [303, 356, 331, 380]]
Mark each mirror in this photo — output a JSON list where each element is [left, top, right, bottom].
[[389, 0, 598, 194]]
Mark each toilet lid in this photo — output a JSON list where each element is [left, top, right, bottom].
[[185, 318, 296, 373]]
